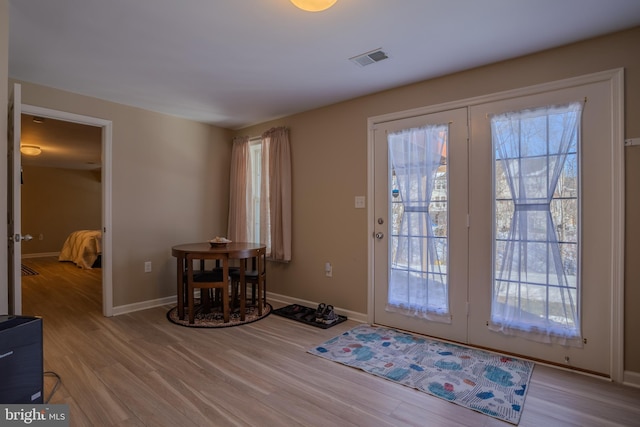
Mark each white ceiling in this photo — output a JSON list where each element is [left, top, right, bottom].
[[9, 0, 640, 132], [20, 114, 102, 171]]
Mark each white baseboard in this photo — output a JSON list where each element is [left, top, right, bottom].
[[623, 370, 640, 389], [110, 290, 364, 325], [110, 291, 368, 324], [22, 252, 60, 259], [112, 295, 176, 316], [266, 291, 367, 324]]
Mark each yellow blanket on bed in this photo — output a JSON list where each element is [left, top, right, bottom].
[[58, 230, 102, 269]]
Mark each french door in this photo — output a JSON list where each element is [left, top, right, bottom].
[[373, 108, 469, 343], [370, 71, 623, 377], [466, 81, 616, 375]]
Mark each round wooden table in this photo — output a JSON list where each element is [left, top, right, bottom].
[[172, 242, 266, 321]]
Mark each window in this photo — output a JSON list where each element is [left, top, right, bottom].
[[490, 102, 582, 344], [387, 124, 451, 322], [228, 127, 292, 261], [248, 140, 262, 245]]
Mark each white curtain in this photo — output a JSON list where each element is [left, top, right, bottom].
[[386, 124, 451, 323], [490, 102, 583, 346]]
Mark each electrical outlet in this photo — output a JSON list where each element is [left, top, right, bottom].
[[144, 261, 152, 273], [38, 233, 44, 241], [325, 262, 332, 277]]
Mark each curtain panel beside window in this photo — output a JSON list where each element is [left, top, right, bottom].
[[228, 136, 251, 243], [261, 127, 292, 262]]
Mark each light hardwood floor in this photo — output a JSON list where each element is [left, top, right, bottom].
[[20, 256, 640, 426]]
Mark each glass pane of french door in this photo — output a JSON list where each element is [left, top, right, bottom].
[[490, 103, 583, 344], [373, 108, 468, 343]]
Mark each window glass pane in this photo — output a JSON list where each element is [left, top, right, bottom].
[[520, 156, 548, 200], [495, 200, 513, 240], [387, 124, 450, 321], [520, 116, 547, 157], [547, 286, 578, 328], [495, 161, 511, 200], [524, 242, 549, 283], [249, 142, 262, 244], [554, 153, 578, 198], [491, 102, 582, 343]]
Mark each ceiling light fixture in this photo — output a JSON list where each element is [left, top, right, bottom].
[[20, 145, 42, 156], [290, 0, 337, 12]]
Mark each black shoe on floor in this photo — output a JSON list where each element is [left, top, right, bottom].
[[321, 305, 340, 325], [314, 303, 326, 322]]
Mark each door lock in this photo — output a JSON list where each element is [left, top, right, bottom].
[[374, 232, 384, 240]]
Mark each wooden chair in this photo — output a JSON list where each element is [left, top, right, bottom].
[[179, 259, 215, 318], [186, 252, 230, 324], [230, 248, 266, 315]]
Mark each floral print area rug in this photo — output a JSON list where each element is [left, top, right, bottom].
[[308, 324, 533, 425]]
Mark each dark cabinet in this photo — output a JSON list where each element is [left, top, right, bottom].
[[0, 315, 43, 404]]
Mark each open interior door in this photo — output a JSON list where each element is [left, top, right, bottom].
[[8, 83, 22, 315]]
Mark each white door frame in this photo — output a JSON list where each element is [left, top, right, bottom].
[[21, 104, 114, 317], [367, 68, 624, 382]]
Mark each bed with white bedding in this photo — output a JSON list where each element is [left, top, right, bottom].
[[58, 230, 102, 269]]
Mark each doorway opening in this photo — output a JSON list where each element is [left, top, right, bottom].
[[20, 104, 113, 317]]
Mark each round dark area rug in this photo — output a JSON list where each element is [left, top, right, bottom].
[[167, 302, 272, 328]]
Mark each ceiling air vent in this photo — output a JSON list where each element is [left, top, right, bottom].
[[349, 48, 388, 67]]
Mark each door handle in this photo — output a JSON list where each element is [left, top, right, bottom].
[[374, 232, 384, 240], [12, 233, 33, 242]]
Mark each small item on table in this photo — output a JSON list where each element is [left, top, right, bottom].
[[209, 236, 232, 247]]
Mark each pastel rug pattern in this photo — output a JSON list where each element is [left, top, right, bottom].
[[308, 324, 533, 425]]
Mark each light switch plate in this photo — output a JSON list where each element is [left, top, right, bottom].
[[355, 196, 366, 209]]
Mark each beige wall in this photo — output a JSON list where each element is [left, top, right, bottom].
[[237, 27, 640, 374], [21, 165, 102, 255], [11, 80, 233, 307]]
